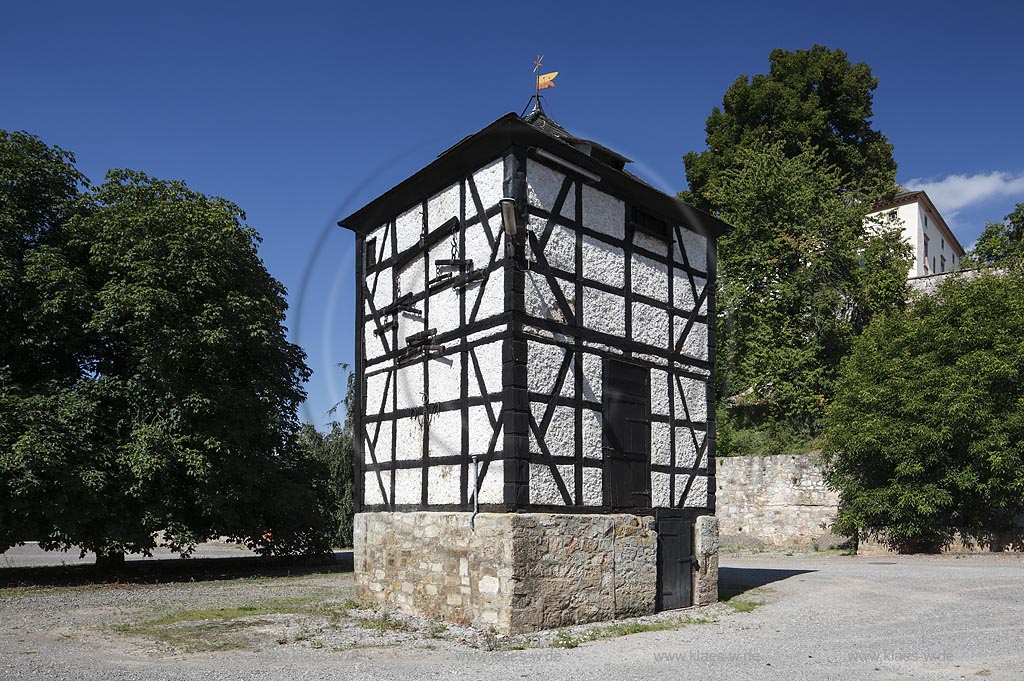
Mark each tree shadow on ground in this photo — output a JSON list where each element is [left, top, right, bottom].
[[718, 566, 815, 600], [0, 551, 353, 590]]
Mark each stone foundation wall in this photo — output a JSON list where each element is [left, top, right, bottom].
[[716, 454, 843, 549], [354, 511, 668, 633], [694, 515, 719, 605], [510, 514, 657, 630], [353, 512, 516, 630]]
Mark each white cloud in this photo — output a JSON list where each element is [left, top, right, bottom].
[[905, 171, 1024, 219]]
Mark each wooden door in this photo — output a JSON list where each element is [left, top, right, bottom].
[[602, 359, 650, 509], [657, 516, 693, 610]]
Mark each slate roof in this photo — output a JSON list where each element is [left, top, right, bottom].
[[339, 111, 731, 241], [523, 97, 632, 170]]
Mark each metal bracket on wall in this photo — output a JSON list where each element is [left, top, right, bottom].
[[435, 258, 474, 271], [428, 272, 454, 291], [405, 328, 437, 347], [397, 343, 446, 366], [380, 293, 422, 317], [373, 319, 397, 336], [453, 269, 485, 290]]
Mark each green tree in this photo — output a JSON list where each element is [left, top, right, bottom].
[[683, 44, 897, 210], [1, 131, 90, 545], [708, 140, 910, 437], [296, 369, 357, 548], [823, 271, 1024, 552], [964, 203, 1024, 269], [1, 141, 335, 564], [0, 131, 90, 393]]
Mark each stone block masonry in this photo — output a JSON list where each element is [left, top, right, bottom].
[[354, 511, 667, 634], [715, 454, 1024, 554], [694, 515, 719, 606], [716, 454, 842, 549]]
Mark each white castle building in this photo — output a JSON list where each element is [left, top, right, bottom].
[[867, 190, 965, 279], [338, 103, 730, 632]]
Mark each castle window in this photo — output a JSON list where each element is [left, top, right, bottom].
[[941, 255, 946, 272]]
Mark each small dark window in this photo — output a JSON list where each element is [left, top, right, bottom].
[[630, 207, 670, 241], [366, 237, 378, 269]]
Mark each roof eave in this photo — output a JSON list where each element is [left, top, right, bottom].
[[338, 113, 731, 240], [870, 190, 965, 256]]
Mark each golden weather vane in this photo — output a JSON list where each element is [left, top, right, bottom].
[[534, 54, 558, 97], [522, 55, 560, 118]]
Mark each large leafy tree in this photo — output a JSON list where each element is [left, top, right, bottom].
[[684, 44, 897, 209], [1, 135, 336, 564], [964, 203, 1024, 269], [683, 46, 907, 453], [0, 131, 90, 393], [707, 140, 910, 435], [1, 132, 91, 545], [823, 271, 1024, 552]]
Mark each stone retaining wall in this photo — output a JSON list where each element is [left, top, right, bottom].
[[715, 454, 1024, 553], [354, 511, 675, 633], [716, 454, 842, 549]]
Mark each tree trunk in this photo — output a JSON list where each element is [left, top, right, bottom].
[[95, 550, 125, 569]]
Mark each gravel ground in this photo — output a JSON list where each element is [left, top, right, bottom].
[[1, 552, 1022, 681]]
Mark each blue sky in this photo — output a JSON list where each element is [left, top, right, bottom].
[[3, 1, 1022, 427]]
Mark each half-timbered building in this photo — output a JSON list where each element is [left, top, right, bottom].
[[340, 103, 730, 633]]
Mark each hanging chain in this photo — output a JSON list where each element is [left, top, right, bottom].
[[435, 220, 461, 279]]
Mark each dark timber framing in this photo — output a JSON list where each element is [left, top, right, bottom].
[[340, 112, 727, 517]]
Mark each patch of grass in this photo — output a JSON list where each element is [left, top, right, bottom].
[[724, 598, 761, 613], [811, 546, 853, 555], [550, 615, 716, 649], [139, 597, 320, 626], [591, 620, 683, 638], [427, 618, 448, 638], [721, 587, 766, 614], [117, 617, 270, 653], [116, 595, 352, 652], [356, 611, 409, 635], [552, 630, 583, 649]]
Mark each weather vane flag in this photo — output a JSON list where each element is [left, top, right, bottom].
[[534, 54, 558, 95]]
